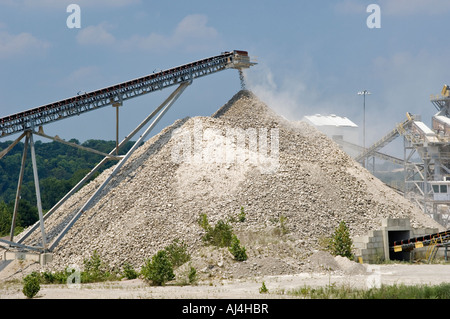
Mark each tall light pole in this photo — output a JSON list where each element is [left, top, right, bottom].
[[358, 90, 371, 168]]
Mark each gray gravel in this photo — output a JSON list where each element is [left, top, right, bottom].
[[12, 90, 443, 281]]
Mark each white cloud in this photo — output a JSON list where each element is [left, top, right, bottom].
[[62, 66, 106, 92], [76, 23, 116, 45], [360, 48, 450, 149], [80, 14, 220, 54], [334, 0, 366, 15], [335, 0, 450, 16], [0, 0, 140, 9], [0, 30, 50, 59], [122, 14, 219, 53], [173, 14, 218, 41], [378, 0, 450, 16]]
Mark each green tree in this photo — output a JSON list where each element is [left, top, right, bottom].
[[201, 219, 233, 247], [121, 262, 138, 280], [164, 239, 191, 267], [229, 234, 247, 261], [0, 201, 11, 237], [81, 250, 113, 282], [141, 250, 175, 286], [331, 221, 353, 259], [0, 139, 135, 233], [22, 272, 40, 298]]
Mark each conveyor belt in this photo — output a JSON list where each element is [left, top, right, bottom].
[[355, 116, 413, 163], [0, 50, 255, 138], [390, 230, 450, 252]]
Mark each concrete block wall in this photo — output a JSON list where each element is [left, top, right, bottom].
[[353, 230, 385, 264]]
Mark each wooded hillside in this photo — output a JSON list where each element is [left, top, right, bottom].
[[0, 139, 133, 237]]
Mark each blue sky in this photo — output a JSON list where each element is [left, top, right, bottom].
[[0, 0, 449, 153]]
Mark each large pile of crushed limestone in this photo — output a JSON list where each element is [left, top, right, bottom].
[[11, 90, 443, 280]]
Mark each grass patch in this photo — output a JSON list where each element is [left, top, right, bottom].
[[286, 283, 450, 299]]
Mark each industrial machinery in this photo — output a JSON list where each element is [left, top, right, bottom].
[[0, 50, 256, 263], [391, 229, 450, 263], [352, 84, 450, 228]]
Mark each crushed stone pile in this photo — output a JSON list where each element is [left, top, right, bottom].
[[15, 90, 442, 280]]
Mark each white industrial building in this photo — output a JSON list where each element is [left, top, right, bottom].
[[302, 114, 359, 157]]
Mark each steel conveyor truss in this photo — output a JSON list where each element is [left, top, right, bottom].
[[0, 50, 255, 138]]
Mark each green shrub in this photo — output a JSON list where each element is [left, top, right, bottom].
[[176, 263, 198, 286], [22, 272, 40, 298], [198, 213, 210, 231], [141, 250, 175, 286], [81, 250, 116, 283], [164, 239, 191, 267], [331, 221, 353, 259], [40, 271, 56, 284], [122, 262, 138, 280], [199, 215, 233, 248], [279, 215, 288, 234], [259, 281, 268, 294], [238, 206, 246, 222], [188, 266, 197, 284], [229, 234, 247, 261]]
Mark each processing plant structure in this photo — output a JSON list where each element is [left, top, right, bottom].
[[353, 85, 450, 228]]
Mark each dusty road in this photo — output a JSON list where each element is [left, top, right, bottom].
[[1, 263, 449, 299]]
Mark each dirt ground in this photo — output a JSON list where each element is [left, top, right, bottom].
[[1, 261, 449, 299]]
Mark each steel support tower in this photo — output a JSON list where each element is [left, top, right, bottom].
[[351, 85, 450, 228]]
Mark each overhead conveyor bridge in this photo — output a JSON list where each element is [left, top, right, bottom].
[[355, 115, 413, 163], [0, 50, 255, 138], [0, 50, 256, 263]]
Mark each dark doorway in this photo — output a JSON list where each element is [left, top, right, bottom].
[[389, 230, 411, 261]]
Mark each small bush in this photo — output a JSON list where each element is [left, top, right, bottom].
[[164, 239, 191, 268], [122, 262, 138, 280], [22, 272, 40, 298], [200, 215, 233, 248], [331, 221, 353, 259], [82, 250, 116, 283], [279, 215, 288, 235], [188, 266, 197, 284], [198, 213, 210, 231], [229, 234, 247, 261], [238, 206, 246, 222], [40, 271, 56, 284], [141, 250, 175, 286], [177, 263, 198, 286], [259, 281, 269, 294]]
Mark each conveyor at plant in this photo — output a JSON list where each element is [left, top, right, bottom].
[[391, 229, 450, 262]]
